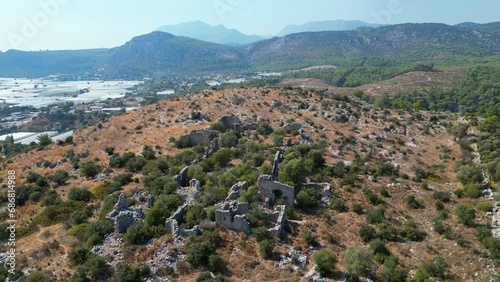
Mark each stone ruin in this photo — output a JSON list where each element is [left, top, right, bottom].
[[219, 115, 258, 133], [215, 181, 287, 238], [173, 166, 189, 187], [272, 151, 284, 181], [164, 204, 200, 238], [258, 175, 295, 207], [219, 115, 242, 131], [105, 193, 145, 233], [205, 137, 220, 158], [178, 130, 220, 147], [216, 201, 252, 235], [177, 179, 202, 205]]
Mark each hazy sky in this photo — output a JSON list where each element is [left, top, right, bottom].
[[0, 0, 498, 51]]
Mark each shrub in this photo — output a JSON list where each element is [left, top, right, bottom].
[[253, 227, 269, 242], [433, 191, 451, 203], [456, 164, 484, 185], [351, 203, 364, 214], [69, 247, 92, 266], [345, 246, 374, 278], [330, 198, 348, 212], [302, 231, 319, 247], [296, 187, 321, 208], [211, 148, 232, 167], [369, 239, 390, 256], [52, 170, 69, 186], [366, 205, 386, 224], [26, 271, 51, 282], [380, 256, 407, 282], [123, 222, 152, 245], [359, 225, 377, 242], [68, 187, 93, 202], [423, 257, 447, 279], [259, 240, 274, 259], [186, 242, 214, 268], [313, 248, 337, 277], [405, 195, 424, 209], [114, 263, 150, 282], [86, 256, 112, 281], [464, 183, 483, 198], [456, 204, 476, 226], [80, 162, 101, 179], [399, 220, 426, 242]]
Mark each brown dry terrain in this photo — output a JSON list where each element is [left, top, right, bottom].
[[280, 68, 468, 97], [1, 83, 498, 281]]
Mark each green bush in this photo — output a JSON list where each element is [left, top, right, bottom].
[[433, 191, 451, 203], [68, 187, 93, 202], [380, 256, 407, 282], [359, 225, 377, 243], [456, 164, 484, 185], [114, 263, 150, 282], [345, 246, 374, 278], [330, 198, 348, 212], [464, 183, 483, 198], [259, 240, 274, 259], [69, 247, 92, 266], [253, 227, 269, 242], [123, 222, 152, 245], [26, 271, 52, 282], [211, 148, 232, 167], [313, 248, 337, 277], [296, 188, 321, 208], [456, 204, 476, 226], [80, 162, 101, 179], [406, 195, 425, 209]]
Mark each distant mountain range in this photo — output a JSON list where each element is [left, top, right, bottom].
[[1, 22, 500, 78], [277, 20, 383, 36], [455, 21, 500, 36], [155, 21, 263, 46]]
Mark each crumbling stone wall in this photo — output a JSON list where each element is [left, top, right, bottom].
[[219, 116, 242, 131], [164, 204, 200, 237], [105, 193, 145, 233], [179, 130, 220, 147], [258, 175, 295, 207], [267, 205, 286, 238], [272, 151, 285, 180], [173, 166, 189, 187], [215, 209, 251, 234], [226, 181, 249, 201]]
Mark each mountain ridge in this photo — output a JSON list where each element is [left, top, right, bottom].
[[155, 21, 264, 45], [278, 19, 384, 36], [1, 22, 500, 78]]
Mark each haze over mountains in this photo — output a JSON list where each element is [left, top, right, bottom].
[[1, 21, 500, 78], [277, 20, 383, 36], [155, 21, 264, 45]]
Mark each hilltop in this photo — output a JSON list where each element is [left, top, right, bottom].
[[1, 66, 499, 281]]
